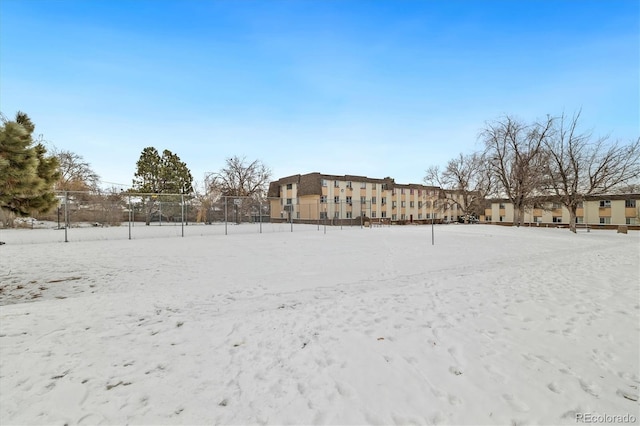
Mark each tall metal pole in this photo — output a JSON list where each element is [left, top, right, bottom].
[[181, 193, 185, 237], [431, 202, 434, 245], [324, 205, 327, 234], [224, 196, 228, 235], [64, 191, 69, 243], [128, 195, 132, 240], [259, 201, 263, 234]]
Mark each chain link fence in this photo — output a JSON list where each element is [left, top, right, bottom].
[[0, 192, 414, 244], [0, 191, 322, 244]]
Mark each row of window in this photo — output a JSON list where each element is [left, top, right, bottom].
[[315, 211, 438, 220], [490, 216, 637, 225], [497, 200, 637, 209], [317, 196, 436, 208], [317, 180, 437, 195]]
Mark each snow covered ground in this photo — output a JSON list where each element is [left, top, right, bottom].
[[0, 224, 638, 425]]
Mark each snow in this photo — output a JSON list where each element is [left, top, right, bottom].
[[1, 224, 638, 425]]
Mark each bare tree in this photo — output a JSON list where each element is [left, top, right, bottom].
[[425, 152, 492, 222], [482, 115, 554, 227], [53, 148, 100, 192], [543, 111, 640, 232], [210, 156, 271, 199]]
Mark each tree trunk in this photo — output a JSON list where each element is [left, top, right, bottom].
[[568, 205, 577, 233], [514, 206, 523, 227]]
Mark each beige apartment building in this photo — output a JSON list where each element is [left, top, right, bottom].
[[268, 173, 465, 224], [480, 194, 640, 228]]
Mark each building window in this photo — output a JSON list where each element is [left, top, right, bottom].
[[371, 211, 377, 218], [346, 196, 352, 204], [372, 197, 377, 204], [418, 201, 423, 209], [360, 182, 366, 189], [533, 216, 541, 223], [321, 179, 327, 187], [576, 216, 584, 224], [286, 183, 293, 190], [626, 199, 636, 208], [410, 189, 414, 195], [381, 211, 387, 218], [576, 202, 583, 208], [626, 217, 637, 225], [320, 211, 327, 219], [381, 197, 386, 205], [346, 212, 352, 219], [286, 198, 292, 205], [360, 196, 366, 204], [334, 180, 340, 188], [499, 216, 505, 222], [392, 201, 397, 208], [320, 195, 327, 203], [418, 213, 423, 219], [552, 216, 562, 223], [392, 214, 397, 221], [486, 215, 492, 221], [552, 203, 561, 209], [346, 181, 352, 189], [334, 211, 340, 218], [410, 201, 414, 208], [372, 183, 377, 189], [296, 212, 300, 219], [401, 189, 405, 195], [600, 217, 611, 224], [334, 196, 340, 204], [401, 201, 406, 208], [600, 200, 611, 208], [400, 214, 406, 220], [499, 203, 505, 209]]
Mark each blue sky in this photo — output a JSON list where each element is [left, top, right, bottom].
[[1, 0, 638, 189]]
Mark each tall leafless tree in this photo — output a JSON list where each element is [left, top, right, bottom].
[[543, 111, 640, 232], [53, 148, 100, 192], [424, 152, 492, 222], [209, 156, 271, 223], [482, 115, 554, 227], [210, 156, 271, 199]]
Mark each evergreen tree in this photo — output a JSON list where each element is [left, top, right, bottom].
[[0, 112, 60, 220], [132, 147, 193, 224]]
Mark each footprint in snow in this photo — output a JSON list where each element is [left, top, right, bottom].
[[502, 393, 530, 412]]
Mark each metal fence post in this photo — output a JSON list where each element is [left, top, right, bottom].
[[64, 191, 69, 242], [224, 196, 228, 235], [128, 195, 132, 240], [181, 193, 185, 237]]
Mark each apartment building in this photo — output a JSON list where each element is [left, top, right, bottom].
[[480, 194, 640, 227], [267, 173, 462, 224]]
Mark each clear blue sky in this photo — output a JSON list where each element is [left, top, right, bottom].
[[1, 0, 638, 189]]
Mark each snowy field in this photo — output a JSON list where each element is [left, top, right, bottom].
[[0, 224, 638, 425]]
